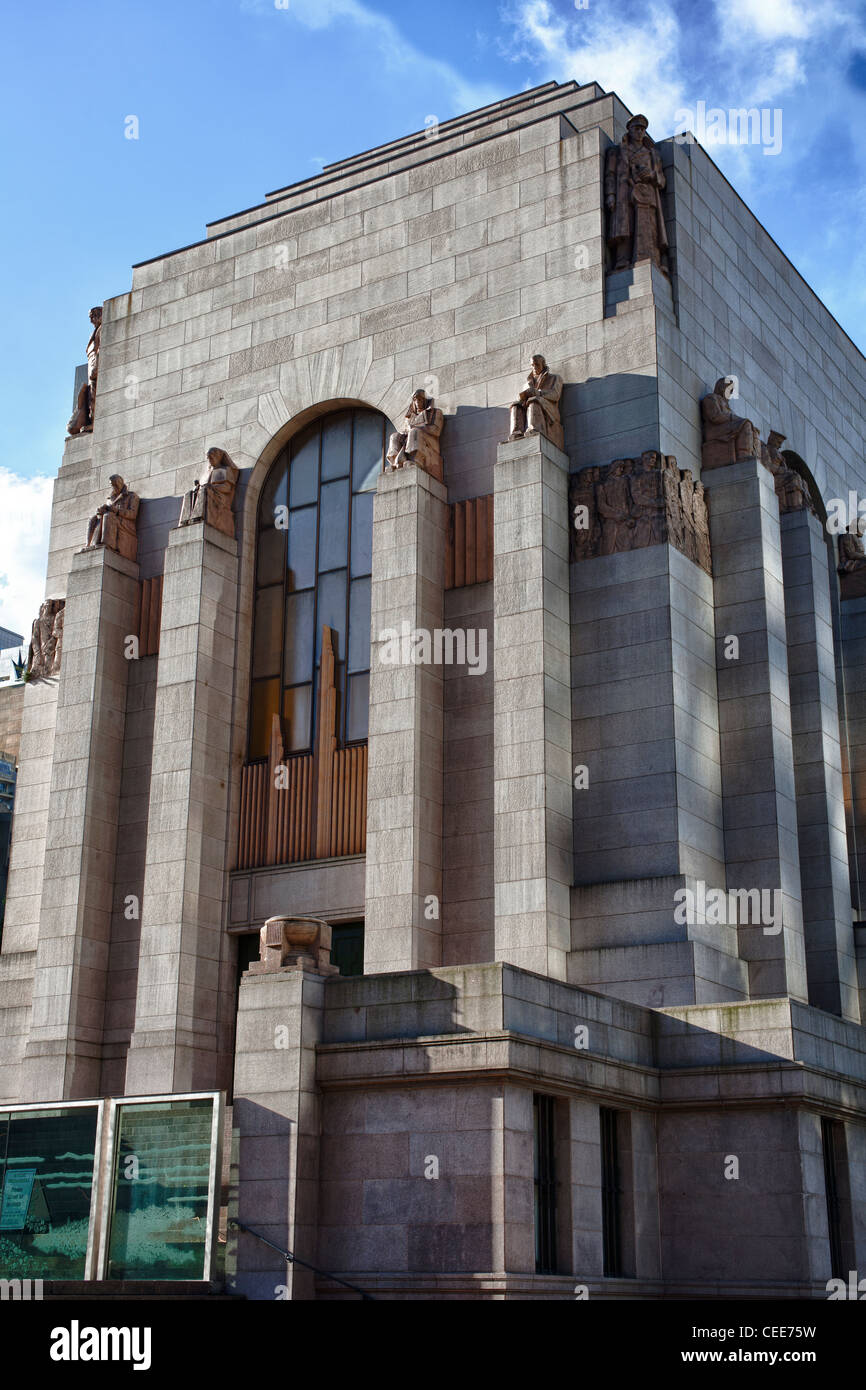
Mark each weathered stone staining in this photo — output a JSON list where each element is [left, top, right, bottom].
[[81, 475, 140, 562], [385, 388, 445, 482], [700, 377, 762, 470], [67, 307, 102, 436], [838, 520, 866, 599], [26, 598, 65, 680], [178, 446, 239, 537], [570, 452, 712, 572], [507, 354, 564, 448], [604, 114, 669, 275]]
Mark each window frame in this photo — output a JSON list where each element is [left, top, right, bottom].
[[248, 408, 384, 760]]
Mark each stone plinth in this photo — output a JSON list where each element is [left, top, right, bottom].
[[229, 967, 326, 1301], [20, 545, 139, 1101], [364, 465, 448, 974], [125, 522, 238, 1096], [493, 432, 572, 980]]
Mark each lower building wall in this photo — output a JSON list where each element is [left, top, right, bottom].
[[227, 962, 863, 1299]]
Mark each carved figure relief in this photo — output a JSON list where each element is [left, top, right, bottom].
[[27, 598, 66, 679], [386, 389, 445, 483], [569, 452, 712, 574]]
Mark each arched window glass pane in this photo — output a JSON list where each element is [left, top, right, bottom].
[[316, 570, 347, 664], [347, 674, 369, 742], [253, 588, 282, 678], [318, 481, 350, 572], [321, 411, 352, 481], [283, 685, 312, 752], [353, 411, 384, 492], [290, 429, 319, 507], [284, 591, 315, 686], [257, 528, 285, 588], [260, 457, 287, 524], [251, 407, 384, 756], [249, 679, 280, 759], [287, 507, 316, 592], [351, 492, 374, 577], [348, 578, 371, 672]]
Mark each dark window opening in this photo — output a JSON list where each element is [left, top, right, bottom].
[[330, 921, 365, 977], [822, 1116, 855, 1279], [534, 1093, 558, 1274]]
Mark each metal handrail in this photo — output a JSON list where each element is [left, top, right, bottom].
[[228, 1219, 376, 1300]]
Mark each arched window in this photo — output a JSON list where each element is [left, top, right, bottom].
[[248, 407, 384, 760]]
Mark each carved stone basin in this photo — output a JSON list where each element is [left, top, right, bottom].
[[252, 915, 338, 977]]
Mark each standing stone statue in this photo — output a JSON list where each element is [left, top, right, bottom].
[[67, 307, 103, 436], [385, 389, 445, 483], [27, 598, 66, 680], [178, 447, 239, 537], [700, 377, 762, 470], [508, 354, 564, 449], [82, 475, 140, 562], [604, 115, 669, 275], [596, 461, 633, 554], [631, 451, 665, 548]]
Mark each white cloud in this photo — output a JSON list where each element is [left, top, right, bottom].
[[723, 0, 824, 41], [0, 468, 53, 647], [242, 0, 502, 115], [502, 0, 688, 134]]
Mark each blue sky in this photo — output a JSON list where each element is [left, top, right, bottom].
[[2, 0, 866, 641]]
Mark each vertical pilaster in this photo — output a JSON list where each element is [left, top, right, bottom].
[[493, 433, 572, 980], [703, 458, 807, 1001], [364, 467, 448, 974], [20, 546, 139, 1101], [781, 507, 859, 1020], [230, 968, 324, 1300], [125, 523, 238, 1094]]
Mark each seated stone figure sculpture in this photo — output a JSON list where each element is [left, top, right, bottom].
[[82, 475, 140, 562], [178, 447, 239, 537], [701, 377, 762, 470], [839, 519, 866, 599], [386, 390, 445, 482], [508, 354, 564, 449]]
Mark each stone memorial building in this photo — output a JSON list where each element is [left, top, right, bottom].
[[2, 78, 866, 1299]]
